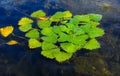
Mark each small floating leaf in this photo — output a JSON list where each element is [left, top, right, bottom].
[[55, 52, 73, 62], [74, 15, 90, 22], [41, 48, 60, 59], [37, 20, 51, 28], [41, 34, 58, 43], [63, 11, 72, 18], [6, 40, 19, 45], [42, 42, 57, 50], [50, 12, 63, 21], [84, 38, 100, 50], [0, 26, 14, 37], [60, 43, 77, 53], [25, 29, 39, 38], [28, 39, 41, 49], [19, 24, 32, 32], [18, 17, 33, 25], [41, 27, 54, 36], [31, 10, 46, 18], [88, 27, 105, 38], [88, 14, 102, 22]]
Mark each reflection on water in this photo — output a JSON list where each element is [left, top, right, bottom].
[[0, 0, 120, 76]]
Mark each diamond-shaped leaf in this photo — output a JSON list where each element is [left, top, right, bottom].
[[63, 11, 72, 18], [50, 12, 63, 21], [37, 20, 51, 28], [41, 27, 54, 36], [28, 39, 41, 49], [30, 10, 46, 18], [84, 38, 100, 50], [41, 48, 60, 59], [42, 42, 57, 50], [88, 27, 105, 38], [60, 43, 77, 53], [41, 34, 58, 43], [55, 52, 73, 62], [25, 29, 39, 38], [19, 24, 32, 32], [88, 14, 102, 22], [18, 17, 33, 25]]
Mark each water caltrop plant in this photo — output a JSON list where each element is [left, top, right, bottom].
[[0, 10, 105, 62]]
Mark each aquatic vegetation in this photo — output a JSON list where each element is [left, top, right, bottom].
[[0, 26, 14, 37], [0, 10, 105, 62]]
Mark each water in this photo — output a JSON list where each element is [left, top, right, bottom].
[[0, 0, 120, 76]]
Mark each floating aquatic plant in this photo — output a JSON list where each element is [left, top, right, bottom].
[[0, 10, 105, 62]]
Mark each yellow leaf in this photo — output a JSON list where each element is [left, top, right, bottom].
[[0, 26, 14, 37], [6, 40, 19, 45], [18, 17, 33, 26]]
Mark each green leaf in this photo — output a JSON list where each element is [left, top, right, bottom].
[[41, 48, 60, 59], [60, 43, 78, 53], [25, 29, 39, 38], [59, 26, 70, 33], [74, 27, 85, 35], [58, 32, 70, 42], [18, 17, 33, 25], [68, 35, 88, 45], [41, 34, 58, 43], [41, 27, 54, 36], [88, 14, 102, 22], [30, 10, 46, 18], [84, 38, 100, 50], [50, 12, 63, 21], [88, 27, 105, 38], [89, 21, 99, 28], [28, 39, 41, 49], [55, 52, 73, 62], [70, 18, 80, 26], [63, 11, 72, 18], [74, 15, 90, 22], [80, 24, 91, 33], [37, 20, 51, 28], [52, 26, 62, 34], [42, 42, 57, 50], [19, 24, 32, 32]]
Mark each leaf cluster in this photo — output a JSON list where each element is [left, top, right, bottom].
[[18, 10, 104, 62]]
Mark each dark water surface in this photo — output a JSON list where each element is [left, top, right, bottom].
[[0, 0, 120, 76]]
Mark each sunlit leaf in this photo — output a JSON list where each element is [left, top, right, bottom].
[[88, 27, 105, 38], [37, 20, 51, 28], [19, 24, 32, 32], [60, 43, 77, 53], [42, 42, 57, 50], [88, 14, 102, 22], [41, 34, 58, 43], [84, 38, 100, 50], [58, 32, 70, 42], [41, 48, 60, 59], [55, 51, 73, 62], [41, 27, 54, 36], [0, 26, 14, 37], [52, 26, 61, 34], [31, 10, 46, 18], [6, 40, 19, 45], [28, 39, 41, 49], [18, 17, 33, 25], [74, 15, 90, 22], [63, 11, 72, 18], [25, 29, 39, 38], [50, 12, 63, 21]]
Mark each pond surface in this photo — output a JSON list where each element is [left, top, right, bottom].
[[0, 0, 120, 76]]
